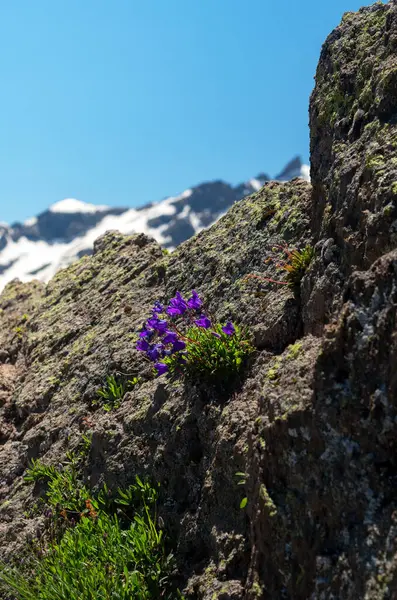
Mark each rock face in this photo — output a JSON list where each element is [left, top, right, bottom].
[[310, 1, 397, 272], [1, 4, 397, 599]]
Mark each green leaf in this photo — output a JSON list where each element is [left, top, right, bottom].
[[240, 497, 248, 509]]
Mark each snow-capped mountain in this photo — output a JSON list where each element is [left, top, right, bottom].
[[0, 156, 309, 290]]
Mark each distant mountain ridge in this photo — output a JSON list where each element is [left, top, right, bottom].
[[0, 156, 309, 289]]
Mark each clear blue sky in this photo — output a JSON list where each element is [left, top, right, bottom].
[[0, 0, 379, 224]]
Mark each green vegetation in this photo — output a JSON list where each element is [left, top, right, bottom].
[[286, 342, 303, 360], [164, 322, 254, 388], [235, 472, 248, 509], [24, 449, 90, 515], [365, 153, 385, 171], [94, 374, 140, 411], [266, 365, 280, 382], [239, 497, 248, 509], [259, 484, 277, 518], [1, 454, 181, 600], [13, 326, 25, 339], [2, 510, 178, 600], [137, 292, 254, 389], [282, 245, 314, 287], [318, 78, 351, 128], [246, 244, 314, 291]]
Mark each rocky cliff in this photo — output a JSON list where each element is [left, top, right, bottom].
[[1, 2, 397, 598]]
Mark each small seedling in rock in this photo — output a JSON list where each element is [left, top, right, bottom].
[[136, 292, 253, 388], [235, 472, 248, 509], [94, 374, 140, 411], [245, 243, 314, 289]]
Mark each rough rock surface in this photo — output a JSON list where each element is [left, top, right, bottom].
[[1, 3, 397, 599]]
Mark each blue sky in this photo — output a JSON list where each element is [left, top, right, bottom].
[[0, 0, 377, 224]]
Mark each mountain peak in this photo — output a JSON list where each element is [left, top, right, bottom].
[[275, 155, 309, 181]]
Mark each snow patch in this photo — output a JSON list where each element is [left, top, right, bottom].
[[248, 178, 264, 192], [24, 216, 38, 227], [301, 164, 310, 181], [189, 211, 204, 235], [49, 198, 109, 214]]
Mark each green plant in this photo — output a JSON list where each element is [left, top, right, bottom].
[[246, 244, 314, 289], [13, 326, 24, 339], [282, 245, 314, 286], [80, 432, 93, 457], [286, 342, 303, 360], [3, 461, 182, 599], [164, 322, 253, 387], [1, 511, 174, 600], [365, 153, 384, 171], [1, 487, 180, 599], [25, 452, 88, 516], [235, 472, 248, 509], [94, 374, 140, 411]]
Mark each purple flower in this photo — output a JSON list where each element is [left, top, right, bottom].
[[222, 322, 236, 336], [146, 317, 158, 328], [147, 317, 168, 334], [152, 301, 164, 314], [163, 330, 178, 344], [155, 362, 169, 376], [211, 331, 221, 339], [187, 290, 203, 310], [136, 338, 150, 352], [167, 307, 182, 317], [156, 320, 168, 333], [147, 343, 164, 361], [167, 292, 188, 316], [194, 315, 212, 329], [139, 325, 154, 339], [172, 339, 186, 352]]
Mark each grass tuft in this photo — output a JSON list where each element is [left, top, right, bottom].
[[1, 455, 182, 599], [94, 374, 140, 411]]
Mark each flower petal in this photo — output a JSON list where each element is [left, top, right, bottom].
[[194, 315, 212, 329], [163, 331, 178, 344], [136, 339, 149, 352], [187, 289, 203, 310], [154, 362, 169, 376], [222, 322, 236, 336], [172, 339, 186, 352]]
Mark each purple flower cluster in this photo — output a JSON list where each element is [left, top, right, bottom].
[[136, 290, 236, 376]]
